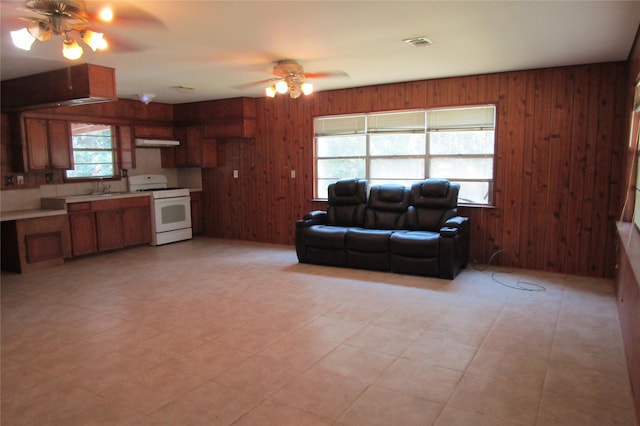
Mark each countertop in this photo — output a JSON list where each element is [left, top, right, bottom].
[[1, 189, 203, 222], [0, 208, 68, 222]]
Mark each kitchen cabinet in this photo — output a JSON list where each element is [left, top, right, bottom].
[[68, 202, 97, 256], [92, 196, 151, 252], [191, 191, 203, 235], [134, 124, 174, 140], [161, 125, 216, 168], [204, 118, 255, 138], [1, 215, 71, 273], [67, 196, 151, 256], [15, 116, 72, 172], [117, 125, 136, 170]]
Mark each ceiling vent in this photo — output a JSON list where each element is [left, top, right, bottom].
[[403, 36, 433, 47]]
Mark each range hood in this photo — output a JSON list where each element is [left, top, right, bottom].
[[135, 138, 180, 147]]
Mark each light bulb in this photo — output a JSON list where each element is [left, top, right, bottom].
[[11, 28, 36, 50], [82, 30, 106, 51], [98, 6, 113, 22], [62, 38, 83, 60], [265, 86, 276, 98], [301, 82, 313, 95], [275, 80, 288, 94]]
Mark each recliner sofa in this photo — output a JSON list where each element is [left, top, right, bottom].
[[295, 178, 470, 279]]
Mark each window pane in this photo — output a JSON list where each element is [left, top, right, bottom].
[[370, 134, 426, 156], [370, 158, 424, 179], [67, 123, 116, 179], [430, 157, 493, 179], [73, 135, 113, 149], [73, 150, 114, 164], [317, 159, 366, 179], [369, 179, 416, 188], [455, 181, 491, 204], [317, 136, 366, 157], [66, 163, 114, 178], [429, 131, 494, 155]]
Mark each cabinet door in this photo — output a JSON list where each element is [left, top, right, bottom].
[[24, 118, 49, 170], [69, 212, 97, 256], [122, 206, 151, 246], [118, 125, 136, 170], [186, 126, 203, 167], [95, 210, 123, 251], [48, 119, 72, 169]]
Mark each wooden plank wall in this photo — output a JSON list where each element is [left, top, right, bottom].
[[203, 62, 628, 278]]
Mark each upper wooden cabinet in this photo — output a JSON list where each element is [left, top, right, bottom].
[[1, 64, 116, 111], [134, 124, 174, 140], [162, 125, 217, 168], [14, 116, 73, 172], [117, 125, 136, 170], [204, 118, 255, 138]]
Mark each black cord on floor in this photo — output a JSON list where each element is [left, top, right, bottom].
[[473, 250, 546, 292]]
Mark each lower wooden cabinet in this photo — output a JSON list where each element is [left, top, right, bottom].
[[68, 196, 151, 256], [1, 215, 71, 273], [68, 202, 97, 256]]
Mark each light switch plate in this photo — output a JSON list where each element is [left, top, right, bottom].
[[233, 170, 239, 178]]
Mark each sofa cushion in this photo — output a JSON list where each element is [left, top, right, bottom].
[[389, 231, 440, 257], [364, 184, 410, 229], [305, 225, 348, 249], [410, 180, 459, 209], [346, 228, 392, 252]]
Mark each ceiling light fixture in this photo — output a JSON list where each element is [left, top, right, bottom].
[[261, 60, 315, 100], [138, 93, 156, 104], [10, 0, 111, 60]]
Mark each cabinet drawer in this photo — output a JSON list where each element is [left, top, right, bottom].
[[91, 196, 149, 212], [68, 202, 92, 212]]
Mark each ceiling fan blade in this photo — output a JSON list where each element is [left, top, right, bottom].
[[87, 3, 167, 30], [304, 70, 350, 79], [234, 78, 280, 90]]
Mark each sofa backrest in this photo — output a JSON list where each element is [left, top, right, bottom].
[[407, 179, 460, 231], [364, 184, 410, 229], [327, 178, 369, 226]]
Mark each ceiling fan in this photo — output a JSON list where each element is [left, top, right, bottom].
[[237, 59, 348, 99], [6, 0, 164, 60]]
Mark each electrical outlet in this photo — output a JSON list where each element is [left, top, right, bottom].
[[5, 175, 14, 185], [291, 169, 296, 178], [233, 170, 239, 178], [16, 175, 24, 185]]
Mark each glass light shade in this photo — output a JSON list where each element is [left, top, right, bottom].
[[301, 82, 313, 95], [29, 21, 52, 41], [11, 28, 36, 50], [275, 80, 288, 94], [82, 31, 106, 51], [265, 86, 276, 98], [98, 6, 114, 22], [289, 84, 302, 99], [62, 38, 83, 60]]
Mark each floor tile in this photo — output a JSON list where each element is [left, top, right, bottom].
[[335, 385, 443, 426], [234, 400, 332, 426], [375, 358, 462, 403], [312, 344, 396, 383], [269, 368, 369, 420]]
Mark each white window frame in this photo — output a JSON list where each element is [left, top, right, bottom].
[[65, 122, 117, 180], [314, 105, 496, 205]]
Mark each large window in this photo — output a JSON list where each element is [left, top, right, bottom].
[[315, 105, 495, 204], [65, 123, 117, 179]]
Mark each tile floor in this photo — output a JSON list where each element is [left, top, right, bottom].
[[1, 237, 635, 425]]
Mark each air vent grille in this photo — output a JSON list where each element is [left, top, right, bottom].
[[403, 37, 433, 47]]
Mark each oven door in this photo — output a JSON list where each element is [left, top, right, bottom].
[[153, 196, 192, 233]]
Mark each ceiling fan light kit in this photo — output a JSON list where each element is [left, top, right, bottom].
[[10, 0, 111, 60]]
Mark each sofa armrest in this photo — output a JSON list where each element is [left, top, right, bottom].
[[440, 216, 469, 237], [297, 211, 327, 228], [444, 216, 469, 229]]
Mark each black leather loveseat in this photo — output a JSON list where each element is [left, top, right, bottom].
[[295, 178, 470, 279]]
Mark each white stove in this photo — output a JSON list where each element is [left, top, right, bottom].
[[128, 175, 192, 246]]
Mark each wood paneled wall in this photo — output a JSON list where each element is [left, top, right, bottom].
[[203, 62, 628, 278]]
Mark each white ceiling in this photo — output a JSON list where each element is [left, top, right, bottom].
[[2, 1, 640, 105]]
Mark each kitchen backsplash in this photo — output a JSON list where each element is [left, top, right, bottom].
[[0, 148, 202, 212]]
